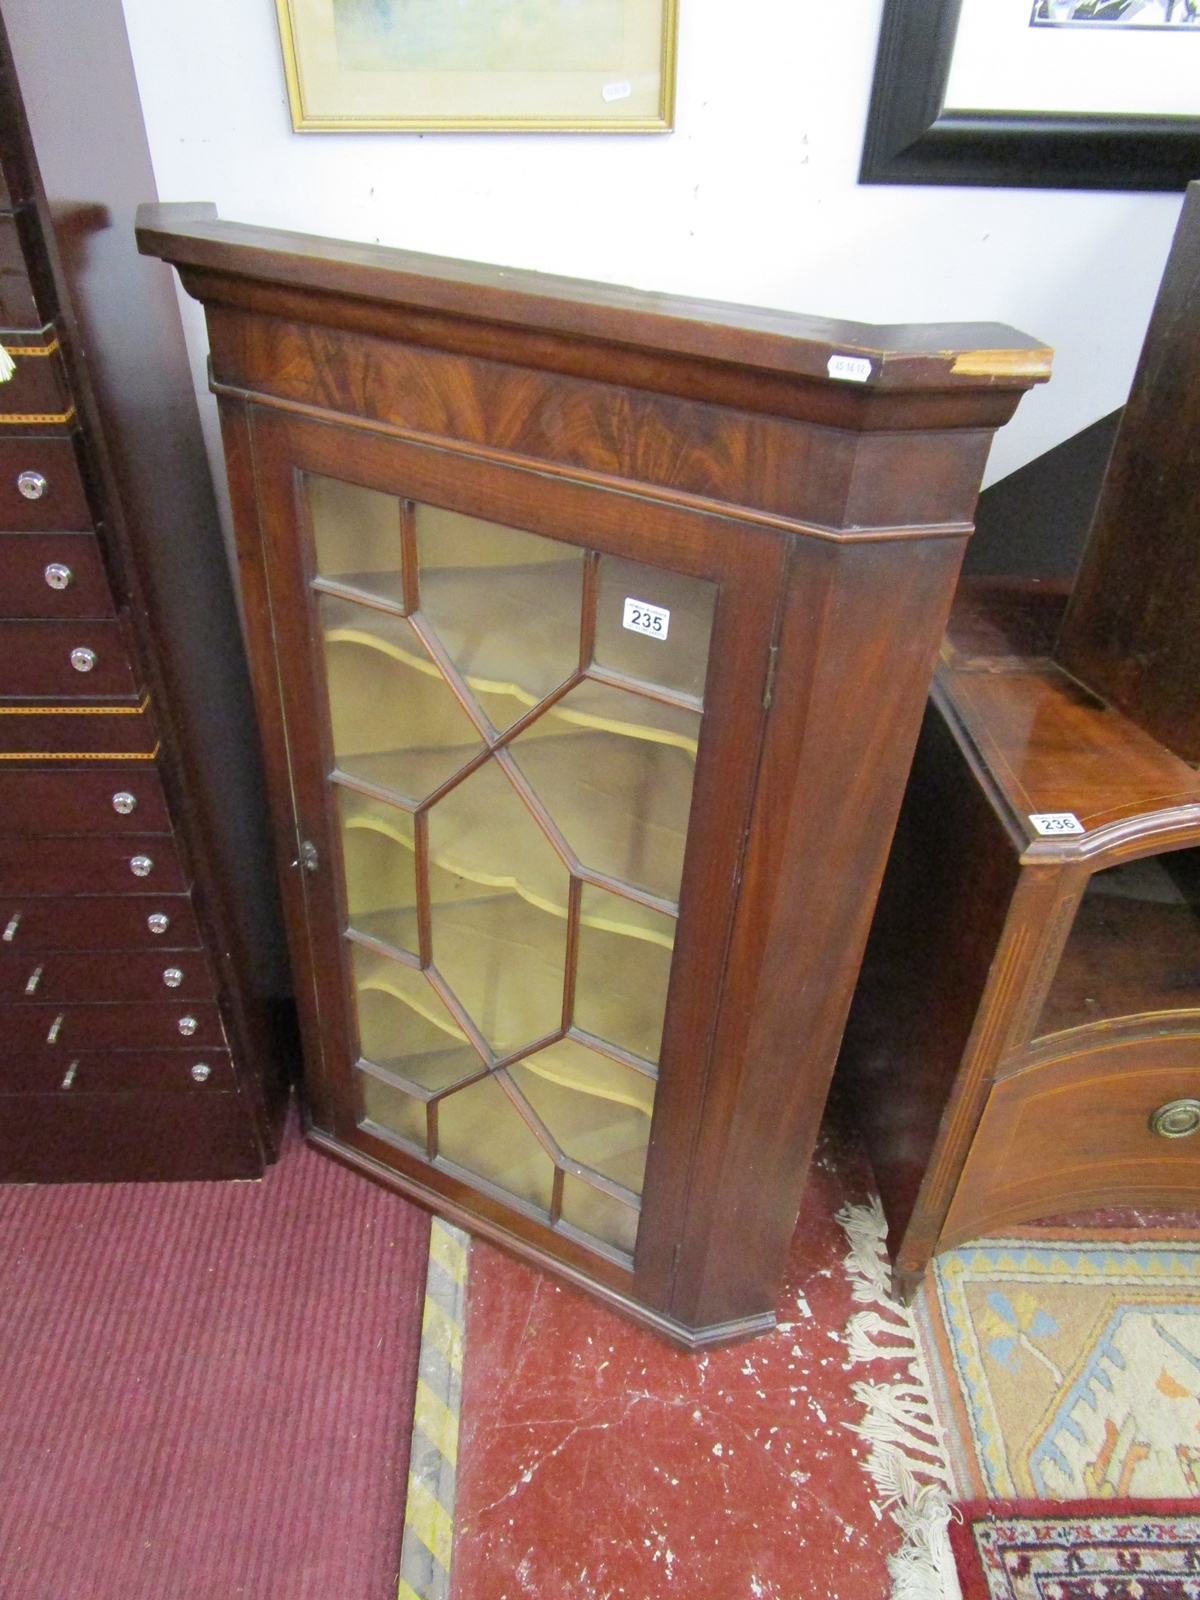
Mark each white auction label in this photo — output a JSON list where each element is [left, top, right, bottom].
[[827, 353, 872, 383], [602, 80, 632, 102], [622, 597, 670, 640], [1029, 812, 1085, 836]]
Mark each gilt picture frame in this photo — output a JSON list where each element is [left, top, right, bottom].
[[860, 0, 1200, 190], [274, 0, 678, 132]]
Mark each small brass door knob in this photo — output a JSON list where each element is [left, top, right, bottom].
[[1150, 1099, 1200, 1139]]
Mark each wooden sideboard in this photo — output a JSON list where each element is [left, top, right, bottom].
[[838, 580, 1200, 1300], [837, 182, 1200, 1300], [138, 202, 1048, 1344]]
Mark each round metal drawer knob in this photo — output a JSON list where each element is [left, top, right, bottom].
[[17, 470, 46, 500], [163, 967, 183, 989], [1150, 1099, 1200, 1139], [147, 912, 170, 935], [177, 1015, 198, 1037], [112, 791, 137, 815], [44, 563, 72, 590], [129, 855, 153, 878], [70, 647, 96, 673], [190, 1062, 211, 1083]]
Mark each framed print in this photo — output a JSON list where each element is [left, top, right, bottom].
[[860, 0, 1200, 190], [274, 0, 677, 131]]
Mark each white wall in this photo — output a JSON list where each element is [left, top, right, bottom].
[[121, 0, 1184, 500]]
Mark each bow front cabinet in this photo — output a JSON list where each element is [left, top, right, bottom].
[[138, 205, 1048, 1346]]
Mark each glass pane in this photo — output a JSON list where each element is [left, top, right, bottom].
[[559, 1174, 639, 1257], [593, 554, 716, 701], [1036, 848, 1200, 1038], [509, 680, 700, 903], [320, 594, 484, 802], [360, 1071, 428, 1149], [415, 504, 584, 732], [338, 787, 419, 957], [437, 1074, 555, 1213], [510, 1039, 652, 1192], [427, 758, 569, 1054], [351, 943, 482, 1092], [575, 885, 675, 1064], [308, 473, 406, 609]]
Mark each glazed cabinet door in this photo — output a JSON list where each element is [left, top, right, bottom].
[[243, 407, 785, 1299]]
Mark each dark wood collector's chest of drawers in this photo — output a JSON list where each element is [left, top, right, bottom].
[[0, 12, 287, 1180]]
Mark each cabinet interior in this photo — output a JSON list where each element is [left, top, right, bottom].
[[309, 472, 716, 1263]]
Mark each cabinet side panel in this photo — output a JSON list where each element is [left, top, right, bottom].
[[672, 532, 967, 1330], [834, 698, 1020, 1257], [1056, 184, 1200, 762]]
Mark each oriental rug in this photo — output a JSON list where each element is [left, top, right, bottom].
[[921, 1239, 1200, 1503], [948, 1498, 1200, 1600]]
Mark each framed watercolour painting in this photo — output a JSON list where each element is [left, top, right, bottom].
[[274, 0, 677, 131], [860, 0, 1200, 190]]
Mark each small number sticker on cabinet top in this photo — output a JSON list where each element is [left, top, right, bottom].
[[1029, 812, 1085, 836], [622, 597, 670, 641]]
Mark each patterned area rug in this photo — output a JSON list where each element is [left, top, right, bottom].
[[949, 1498, 1200, 1600], [920, 1239, 1200, 1502]]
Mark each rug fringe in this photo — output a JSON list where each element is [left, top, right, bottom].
[[836, 1200, 961, 1600]]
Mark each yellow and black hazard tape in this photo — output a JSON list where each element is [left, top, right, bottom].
[[398, 1217, 469, 1600]]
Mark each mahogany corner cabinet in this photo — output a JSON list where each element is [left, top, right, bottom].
[[137, 205, 1049, 1347]]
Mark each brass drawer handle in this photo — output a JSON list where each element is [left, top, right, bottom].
[[70, 646, 96, 673], [130, 855, 153, 878], [17, 470, 46, 500], [44, 562, 72, 590], [147, 912, 170, 935], [1150, 1099, 1200, 1139]]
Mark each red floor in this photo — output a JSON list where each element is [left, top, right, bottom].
[[452, 1123, 895, 1600]]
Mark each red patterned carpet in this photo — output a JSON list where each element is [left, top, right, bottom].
[[951, 1499, 1200, 1599], [0, 1112, 429, 1600]]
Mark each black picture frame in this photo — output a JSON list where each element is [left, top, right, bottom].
[[860, 0, 1200, 191]]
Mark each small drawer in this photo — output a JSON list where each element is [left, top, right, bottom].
[[0, 701, 158, 756], [0, 534, 114, 619], [0, 1000, 226, 1051], [0, 768, 171, 834], [0, 893, 201, 951], [0, 619, 140, 698], [0, 1048, 235, 1094], [945, 1033, 1200, 1245], [0, 437, 91, 530], [0, 331, 72, 428], [0, 217, 41, 329], [0, 834, 187, 895], [0, 949, 216, 1004]]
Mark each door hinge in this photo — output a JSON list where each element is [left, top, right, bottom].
[[298, 839, 319, 874], [762, 643, 778, 710]]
